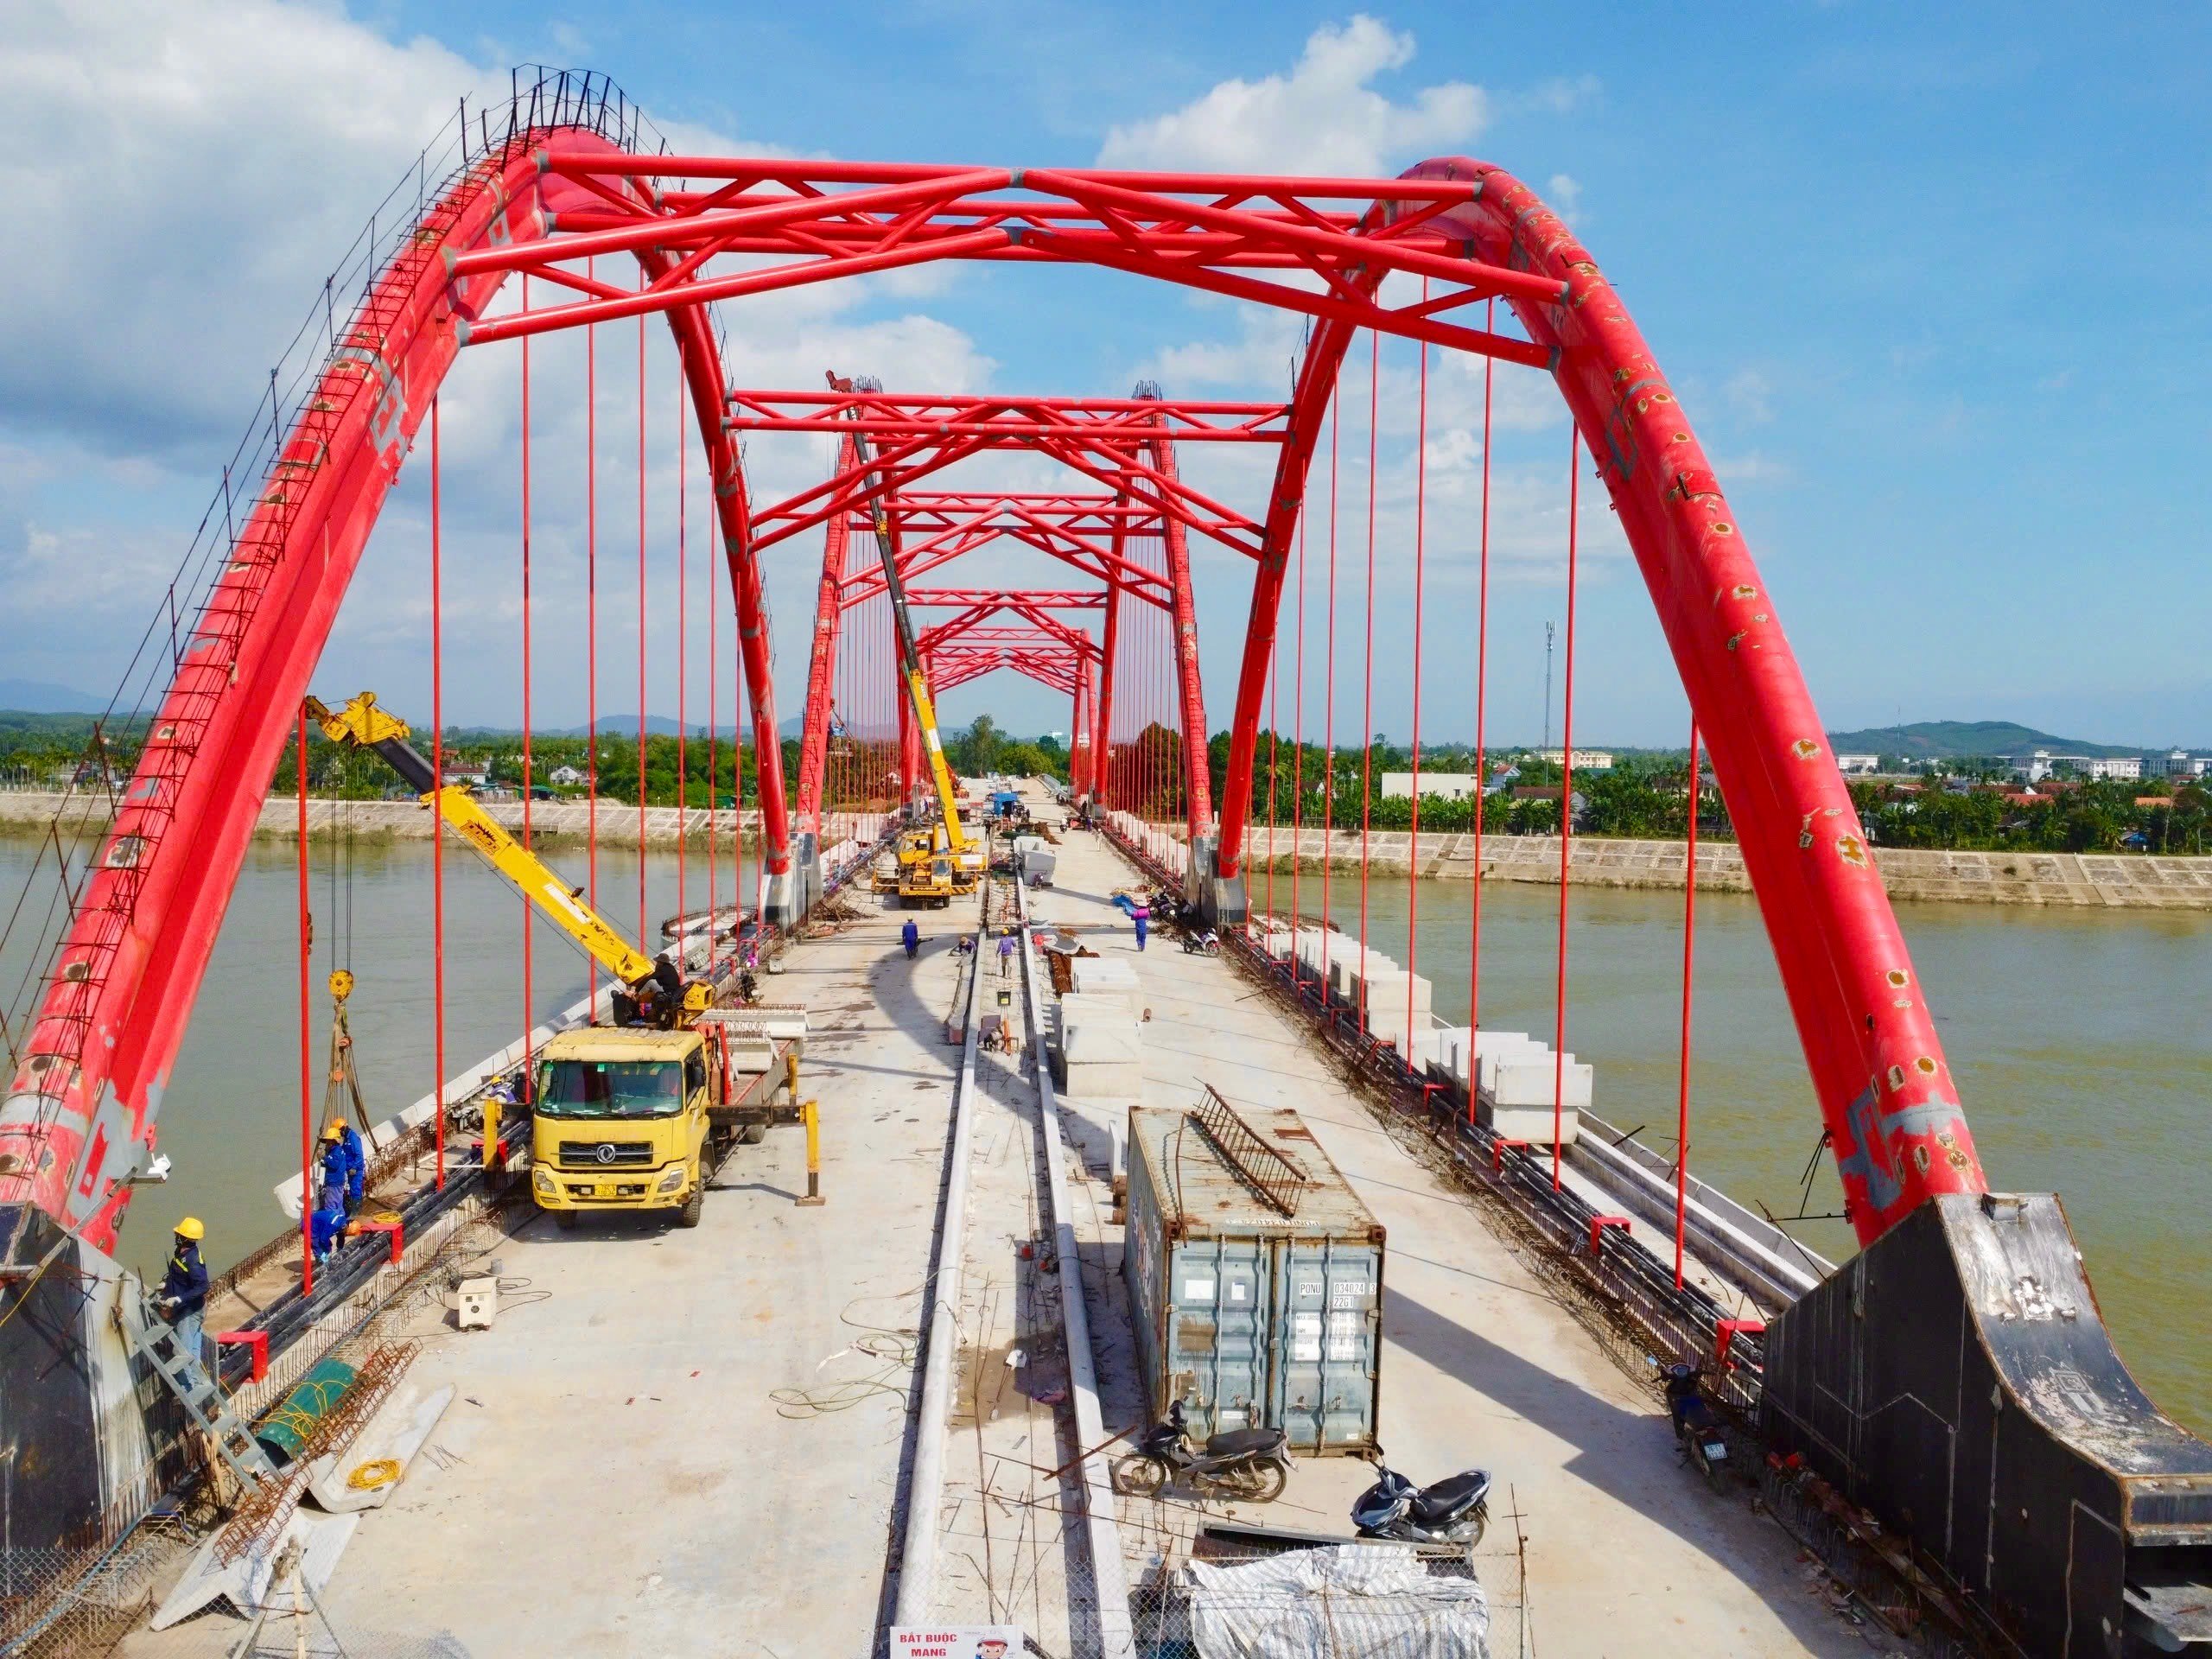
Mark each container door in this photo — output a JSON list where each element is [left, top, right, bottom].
[[1270, 1239, 1382, 1452], [1165, 1237, 1272, 1439]]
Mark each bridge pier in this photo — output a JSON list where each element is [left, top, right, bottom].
[[1187, 831, 1247, 926]]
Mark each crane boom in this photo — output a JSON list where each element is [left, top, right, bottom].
[[833, 375, 967, 855], [304, 692, 668, 994]]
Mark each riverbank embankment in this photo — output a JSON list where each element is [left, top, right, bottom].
[[5, 792, 2207, 906], [0, 791, 776, 849], [1243, 824, 2212, 909]]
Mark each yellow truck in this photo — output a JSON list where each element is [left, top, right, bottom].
[[306, 690, 809, 1228], [528, 1014, 797, 1228]]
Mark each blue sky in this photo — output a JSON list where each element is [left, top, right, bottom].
[[2, 2, 2206, 748]]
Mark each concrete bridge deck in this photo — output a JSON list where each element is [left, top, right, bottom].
[[120, 784, 1867, 1658]]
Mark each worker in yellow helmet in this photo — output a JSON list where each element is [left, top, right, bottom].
[[327, 1114, 367, 1216], [157, 1217, 209, 1367]]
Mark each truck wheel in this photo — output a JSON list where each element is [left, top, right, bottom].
[[677, 1187, 704, 1228], [739, 1119, 766, 1145], [555, 1209, 579, 1231]]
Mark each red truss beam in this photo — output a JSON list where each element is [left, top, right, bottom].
[[453, 159, 1566, 367], [902, 588, 1106, 609], [836, 495, 1176, 608], [928, 646, 1084, 697], [727, 387, 1288, 446], [742, 398, 1267, 560]]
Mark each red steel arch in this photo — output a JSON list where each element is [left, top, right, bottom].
[[3, 128, 1983, 1254], [0, 127, 789, 1250]]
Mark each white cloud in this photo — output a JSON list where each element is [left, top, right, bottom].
[[1725, 368, 1775, 424], [1096, 16, 1486, 176], [1545, 173, 1584, 224], [0, 1, 1013, 726]]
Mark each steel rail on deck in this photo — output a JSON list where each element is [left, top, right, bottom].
[[1013, 875, 1135, 1659], [890, 912, 990, 1632]]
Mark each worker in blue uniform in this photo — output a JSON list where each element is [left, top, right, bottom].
[[157, 1217, 210, 1366], [309, 1122, 352, 1262], [327, 1115, 366, 1215], [902, 918, 920, 960], [309, 1181, 349, 1264]]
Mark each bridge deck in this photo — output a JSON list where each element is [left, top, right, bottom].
[[122, 785, 1861, 1657]]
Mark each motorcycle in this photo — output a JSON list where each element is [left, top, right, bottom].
[[1661, 1361, 1731, 1491], [1180, 928, 1222, 957], [1111, 1401, 1290, 1502], [1352, 1459, 1491, 1553]]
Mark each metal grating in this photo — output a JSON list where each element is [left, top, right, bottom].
[[1189, 1086, 1306, 1218]]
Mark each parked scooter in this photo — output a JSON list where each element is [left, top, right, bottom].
[[1111, 1400, 1290, 1502], [1180, 928, 1222, 957], [1661, 1361, 1731, 1491], [1352, 1458, 1491, 1552]]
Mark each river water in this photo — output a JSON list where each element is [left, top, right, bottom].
[[3, 836, 2205, 1431]]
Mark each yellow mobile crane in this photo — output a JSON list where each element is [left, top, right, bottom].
[[831, 373, 978, 908], [305, 691, 783, 1227]]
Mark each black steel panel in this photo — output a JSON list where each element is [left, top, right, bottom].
[[1765, 1193, 2212, 1658]]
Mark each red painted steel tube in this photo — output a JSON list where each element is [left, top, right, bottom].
[[1677, 719, 1700, 1290], [1291, 509, 1306, 944], [636, 308, 647, 944], [1469, 300, 1493, 1059], [708, 419, 716, 931], [1554, 431, 1580, 1191], [1143, 411, 1213, 840], [1408, 316, 1430, 1062], [587, 257, 599, 1005], [795, 435, 857, 834], [431, 397, 446, 1190], [1358, 331, 1379, 1033], [677, 372, 688, 924], [295, 709, 313, 1294], [520, 277, 535, 1071], [1320, 385, 1338, 987]]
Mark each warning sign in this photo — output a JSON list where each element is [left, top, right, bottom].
[[890, 1629, 1024, 1659]]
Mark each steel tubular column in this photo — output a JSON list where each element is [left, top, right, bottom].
[[1141, 402, 1213, 840]]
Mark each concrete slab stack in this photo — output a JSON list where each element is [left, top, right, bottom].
[[1360, 969, 1433, 1056], [1054, 955, 1146, 1102], [1473, 1031, 1588, 1145]]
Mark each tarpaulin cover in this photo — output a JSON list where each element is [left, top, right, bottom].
[[1186, 1544, 1490, 1659]]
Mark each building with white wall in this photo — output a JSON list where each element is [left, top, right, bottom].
[[1533, 748, 1615, 771]]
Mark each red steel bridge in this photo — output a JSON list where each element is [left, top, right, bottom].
[[3, 74, 2204, 1655]]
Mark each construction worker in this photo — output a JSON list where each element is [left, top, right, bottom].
[[157, 1217, 209, 1366], [310, 1181, 349, 1265], [1131, 899, 1150, 952], [327, 1115, 366, 1216], [901, 918, 920, 961], [318, 1122, 349, 1211], [997, 930, 1018, 978]]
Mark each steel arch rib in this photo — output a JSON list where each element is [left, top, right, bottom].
[[0, 130, 786, 1250], [1211, 160, 1984, 1245]]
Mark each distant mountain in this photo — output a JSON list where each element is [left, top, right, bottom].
[[1825, 721, 2144, 760], [0, 678, 110, 715]]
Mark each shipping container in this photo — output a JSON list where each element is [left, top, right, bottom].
[[1123, 1103, 1385, 1455]]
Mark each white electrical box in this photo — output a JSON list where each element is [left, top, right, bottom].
[[456, 1275, 498, 1330]]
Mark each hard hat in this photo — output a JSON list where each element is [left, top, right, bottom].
[[175, 1216, 205, 1241], [322, 1120, 344, 1140]]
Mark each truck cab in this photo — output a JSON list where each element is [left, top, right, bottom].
[[529, 1027, 716, 1227]]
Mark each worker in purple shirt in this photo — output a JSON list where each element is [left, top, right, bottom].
[[1131, 901, 1150, 951], [998, 930, 1019, 978]]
